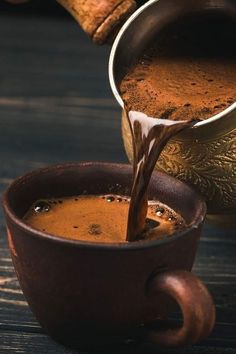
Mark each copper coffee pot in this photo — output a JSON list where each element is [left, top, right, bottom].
[[107, 0, 236, 223]]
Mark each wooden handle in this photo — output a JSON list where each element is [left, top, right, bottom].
[[57, 0, 137, 44], [146, 270, 216, 347]]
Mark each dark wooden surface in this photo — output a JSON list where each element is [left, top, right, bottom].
[[0, 15, 235, 354]]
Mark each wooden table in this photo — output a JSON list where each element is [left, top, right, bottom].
[[0, 15, 235, 354]]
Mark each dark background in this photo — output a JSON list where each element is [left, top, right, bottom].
[[0, 0, 145, 17], [0, 0, 67, 16]]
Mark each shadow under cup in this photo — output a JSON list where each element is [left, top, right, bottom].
[[2, 162, 215, 349]]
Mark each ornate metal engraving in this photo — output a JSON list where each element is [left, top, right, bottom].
[[122, 111, 236, 214]]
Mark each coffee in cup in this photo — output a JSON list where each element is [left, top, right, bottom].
[[23, 195, 186, 243]]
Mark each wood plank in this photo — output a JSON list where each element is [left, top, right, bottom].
[[0, 16, 110, 98], [0, 101, 125, 165], [1, 330, 236, 354]]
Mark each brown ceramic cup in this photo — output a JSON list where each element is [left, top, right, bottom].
[[2, 162, 215, 350]]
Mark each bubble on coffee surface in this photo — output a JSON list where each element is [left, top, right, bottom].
[[106, 195, 115, 203], [34, 200, 51, 213], [102, 195, 129, 204], [155, 207, 165, 216], [88, 224, 102, 236], [148, 201, 186, 234]]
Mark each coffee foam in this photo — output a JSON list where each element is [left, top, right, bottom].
[[23, 195, 187, 243], [120, 14, 236, 121]]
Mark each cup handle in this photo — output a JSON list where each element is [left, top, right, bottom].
[[146, 270, 216, 347]]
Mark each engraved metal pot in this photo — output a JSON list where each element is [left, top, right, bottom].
[[108, 0, 236, 220]]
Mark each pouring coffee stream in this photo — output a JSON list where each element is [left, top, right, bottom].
[[49, 0, 236, 236], [126, 110, 196, 241]]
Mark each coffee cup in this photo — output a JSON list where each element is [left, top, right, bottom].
[[109, 0, 236, 223], [3, 162, 215, 349]]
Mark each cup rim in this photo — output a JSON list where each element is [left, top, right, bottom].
[[2, 162, 206, 251], [108, 0, 236, 129]]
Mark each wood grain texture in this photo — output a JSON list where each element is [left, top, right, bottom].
[[0, 15, 235, 353], [1, 331, 236, 353]]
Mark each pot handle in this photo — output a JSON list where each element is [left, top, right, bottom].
[[57, 0, 137, 44], [146, 270, 215, 347]]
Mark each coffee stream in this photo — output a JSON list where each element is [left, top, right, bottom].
[[23, 111, 194, 243], [126, 111, 195, 242]]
